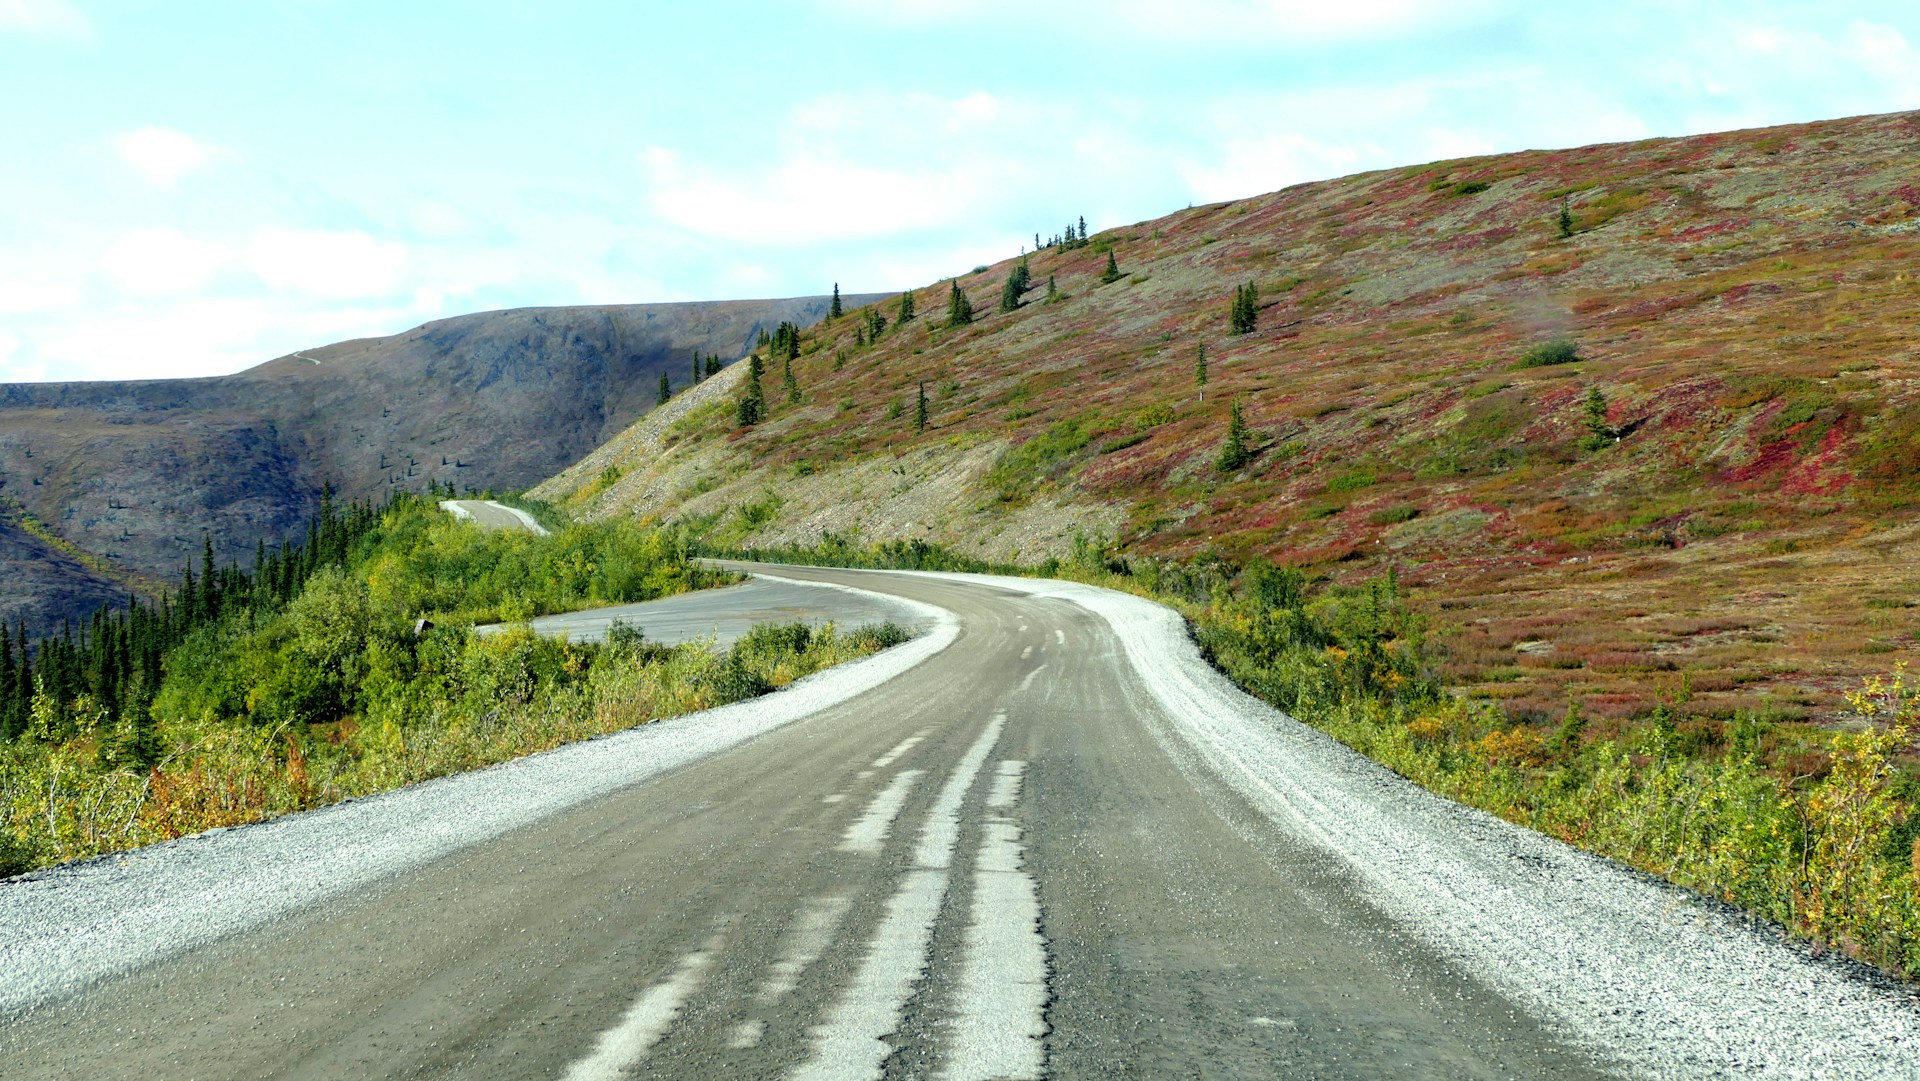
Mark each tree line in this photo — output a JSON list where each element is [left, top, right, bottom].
[[0, 485, 392, 755]]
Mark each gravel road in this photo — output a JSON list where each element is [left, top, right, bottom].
[[2, 564, 1915, 1079], [438, 498, 549, 535]]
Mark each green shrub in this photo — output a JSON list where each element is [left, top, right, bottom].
[[1514, 339, 1581, 368]]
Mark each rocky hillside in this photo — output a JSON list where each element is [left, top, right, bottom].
[[0, 295, 886, 634], [539, 110, 1920, 729]]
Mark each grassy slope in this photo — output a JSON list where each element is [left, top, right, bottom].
[[542, 109, 1920, 738]]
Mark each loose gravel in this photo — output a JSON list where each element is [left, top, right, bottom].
[[0, 582, 954, 1015], [926, 571, 1920, 1081]]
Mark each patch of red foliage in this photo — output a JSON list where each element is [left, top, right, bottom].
[[1436, 225, 1518, 253], [1719, 422, 1855, 495], [1718, 282, 1785, 304], [1667, 218, 1753, 243]]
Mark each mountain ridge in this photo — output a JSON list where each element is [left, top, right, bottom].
[[0, 294, 889, 635]]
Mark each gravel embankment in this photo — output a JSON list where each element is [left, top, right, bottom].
[[0, 584, 954, 1014]]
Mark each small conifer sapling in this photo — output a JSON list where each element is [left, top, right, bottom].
[[1216, 397, 1254, 473]]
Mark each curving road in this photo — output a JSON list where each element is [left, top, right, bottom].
[[439, 499, 550, 536], [2, 565, 1916, 1079], [479, 576, 932, 648]]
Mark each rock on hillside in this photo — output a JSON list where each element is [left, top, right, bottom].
[[0, 295, 886, 635], [541, 110, 1920, 727]]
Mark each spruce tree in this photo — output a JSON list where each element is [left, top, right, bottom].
[[830, 282, 843, 319], [1078, 216, 1088, 242], [1558, 196, 1576, 239], [706, 354, 721, 378], [999, 272, 1023, 312], [199, 535, 219, 621], [736, 353, 766, 426], [1195, 341, 1208, 401], [1230, 282, 1259, 334], [1582, 385, 1613, 450], [783, 353, 799, 403], [1099, 249, 1122, 284], [658, 371, 672, 406], [897, 289, 915, 324], [692, 349, 702, 384], [945, 280, 973, 327], [1045, 274, 1059, 303], [1216, 397, 1254, 473], [915, 381, 929, 432]]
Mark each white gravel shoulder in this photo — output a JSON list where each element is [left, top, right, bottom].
[[924, 570, 1920, 1080], [0, 582, 954, 1015]]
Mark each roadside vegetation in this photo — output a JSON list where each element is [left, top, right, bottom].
[[0, 493, 905, 877], [712, 536, 1920, 980]]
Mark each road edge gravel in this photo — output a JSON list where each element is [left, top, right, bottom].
[[910, 569, 1920, 1081], [0, 578, 955, 1015]]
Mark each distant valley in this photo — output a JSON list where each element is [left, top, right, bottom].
[[0, 294, 885, 634]]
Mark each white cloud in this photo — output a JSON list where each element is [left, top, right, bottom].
[[642, 147, 987, 245], [244, 228, 407, 298], [34, 297, 419, 381], [100, 228, 231, 295], [114, 127, 212, 186], [639, 91, 1081, 247], [0, 278, 80, 314], [0, 0, 89, 38]]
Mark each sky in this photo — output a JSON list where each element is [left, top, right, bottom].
[[1, 1, 1916, 383]]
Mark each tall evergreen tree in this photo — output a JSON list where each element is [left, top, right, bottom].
[[1582, 386, 1614, 450], [1195, 341, 1209, 401], [897, 289, 915, 324], [1045, 274, 1059, 304], [736, 354, 766, 426], [1099, 249, 1122, 284], [1558, 196, 1576, 239], [1230, 282, 1259, 334], [1078, 215, 1088, 242], [1216, 397, 1254, 473], [915, 382, 929, 432], [829, 282, 843, 319], [945, 280, 973, 328], [783, 353, 799, 403], [658, 371, 672, 406], [706, 353, 722, 378], [692, 348, 703, 384]]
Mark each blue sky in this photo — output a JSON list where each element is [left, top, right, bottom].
[[2, 1, 1917, 382]]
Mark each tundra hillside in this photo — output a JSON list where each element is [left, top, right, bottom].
[[537, 110, 1920, 973]]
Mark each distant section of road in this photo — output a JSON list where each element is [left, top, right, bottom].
[[480, 575, 931, 648], [438, 498, 550, 536]]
